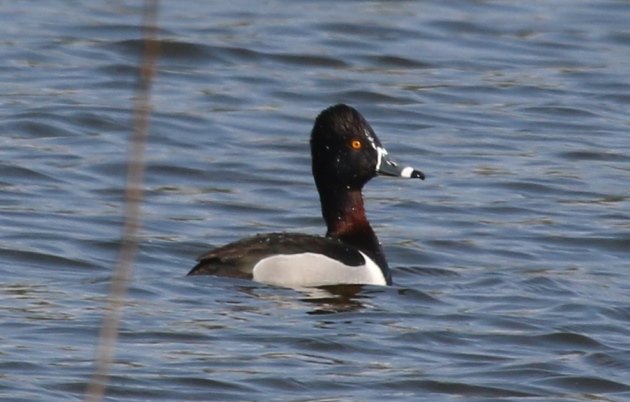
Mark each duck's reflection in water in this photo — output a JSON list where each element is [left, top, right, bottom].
[[232, 283, 371, 315]]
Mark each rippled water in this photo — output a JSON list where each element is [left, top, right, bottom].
[[1, 1, 629, 401]]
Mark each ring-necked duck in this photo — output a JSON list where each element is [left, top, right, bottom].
[[188, 104, 424, 287]]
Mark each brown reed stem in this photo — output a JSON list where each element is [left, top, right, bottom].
[[83, 1, 159, 401]]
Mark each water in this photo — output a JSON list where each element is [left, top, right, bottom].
[[1, 1, 629, 401]]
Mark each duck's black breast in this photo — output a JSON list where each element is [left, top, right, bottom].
[[188, 232, 368, 279]]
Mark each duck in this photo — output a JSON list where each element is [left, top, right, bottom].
[[188, 104, 425, 287]]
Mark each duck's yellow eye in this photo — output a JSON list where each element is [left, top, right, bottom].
[[350, 140, 362, 150]]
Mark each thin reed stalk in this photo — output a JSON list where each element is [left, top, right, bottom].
[[83, 1, 160, 401]]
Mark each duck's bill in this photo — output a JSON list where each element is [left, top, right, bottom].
[[377, 147, 425, 180]]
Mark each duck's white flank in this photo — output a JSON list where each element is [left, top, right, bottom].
[[251, 251, 386, 287]]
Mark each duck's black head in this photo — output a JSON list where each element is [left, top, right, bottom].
[[310, 104, 424, 193]]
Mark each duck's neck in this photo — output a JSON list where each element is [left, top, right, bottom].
[[319, 188, 390, 279]]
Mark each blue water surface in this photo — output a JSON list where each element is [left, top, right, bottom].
[[1, 1, 629, 401]]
